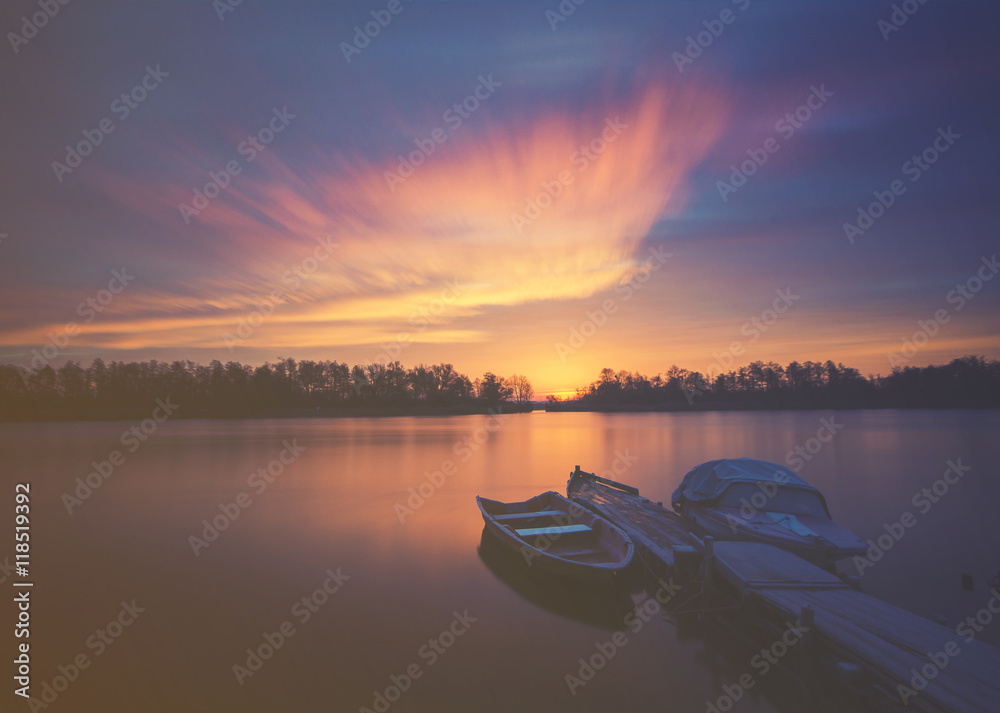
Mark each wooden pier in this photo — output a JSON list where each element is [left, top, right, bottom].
[[567, 467, 1000, 713]]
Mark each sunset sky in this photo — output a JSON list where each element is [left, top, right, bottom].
[[2, 1, 998, 396]]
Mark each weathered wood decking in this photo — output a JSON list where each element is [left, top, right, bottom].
[[567, 467, 1000, 713], [566, 469, 696, 573]]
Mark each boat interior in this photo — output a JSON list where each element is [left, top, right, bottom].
[[483, 500, 628, 565]]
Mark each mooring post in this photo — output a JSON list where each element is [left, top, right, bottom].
[[796, 605, 818, 704], [801, 606, 815, 635], [703, 536, 715, 594], [672, 545, 700, 593], [800, 606, 816, 659]]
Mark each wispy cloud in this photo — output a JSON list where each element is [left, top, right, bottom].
[[3, 79, 727, 355]]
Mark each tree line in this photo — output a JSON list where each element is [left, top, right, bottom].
[[0, 358, 534, 421], [2, 355, 997, 421], [549, 356, 1000, 410]]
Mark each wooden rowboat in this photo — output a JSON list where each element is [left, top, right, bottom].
[[476, 491, 634, 581]]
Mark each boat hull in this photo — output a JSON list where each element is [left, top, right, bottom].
[[681, 503, 866, 567], [477, 491, 634, 581]]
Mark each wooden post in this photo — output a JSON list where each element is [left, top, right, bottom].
[[798, 605, 816, 699], [800, 607, 816, 663], [673, 545, 701, 594], [703, 536, 714, 594], [801, 606, 815, 634]]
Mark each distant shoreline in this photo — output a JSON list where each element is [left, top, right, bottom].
[[3, 355, 997, 422], [545, 402, 1000, 414], [0, 402, 534, 424], [3, 402, 999, 424]]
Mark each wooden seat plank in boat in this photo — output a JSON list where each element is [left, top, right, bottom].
[[515, 524, 591, 537], [553, 547, 602, 558], [493, 510, 563, 521]]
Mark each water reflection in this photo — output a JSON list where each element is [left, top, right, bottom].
[[0, 410, 996, 712], [477, 528, 638, 630]]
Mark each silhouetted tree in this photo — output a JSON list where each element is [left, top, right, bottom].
[[508, 374, 534, 405], [478, 372, 512, 406]]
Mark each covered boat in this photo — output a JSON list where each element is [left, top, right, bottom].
[[671, 458, 865, 567], [477, 491, 634, 581]]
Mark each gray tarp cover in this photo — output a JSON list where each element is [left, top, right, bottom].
[[671, 457, 818, 508]]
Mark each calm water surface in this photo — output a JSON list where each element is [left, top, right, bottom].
[[1, 410, 998, 712]]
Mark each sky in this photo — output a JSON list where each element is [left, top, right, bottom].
[[1, 1, 998, 397]]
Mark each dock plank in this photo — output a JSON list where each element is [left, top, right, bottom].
[[712, 541, 849, 591], [756, 587, 1000, 713]]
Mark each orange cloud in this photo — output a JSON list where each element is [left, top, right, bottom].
[[3, 79, 728, 360]]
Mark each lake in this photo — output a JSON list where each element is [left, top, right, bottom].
[[2, 409, 998, 712]]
